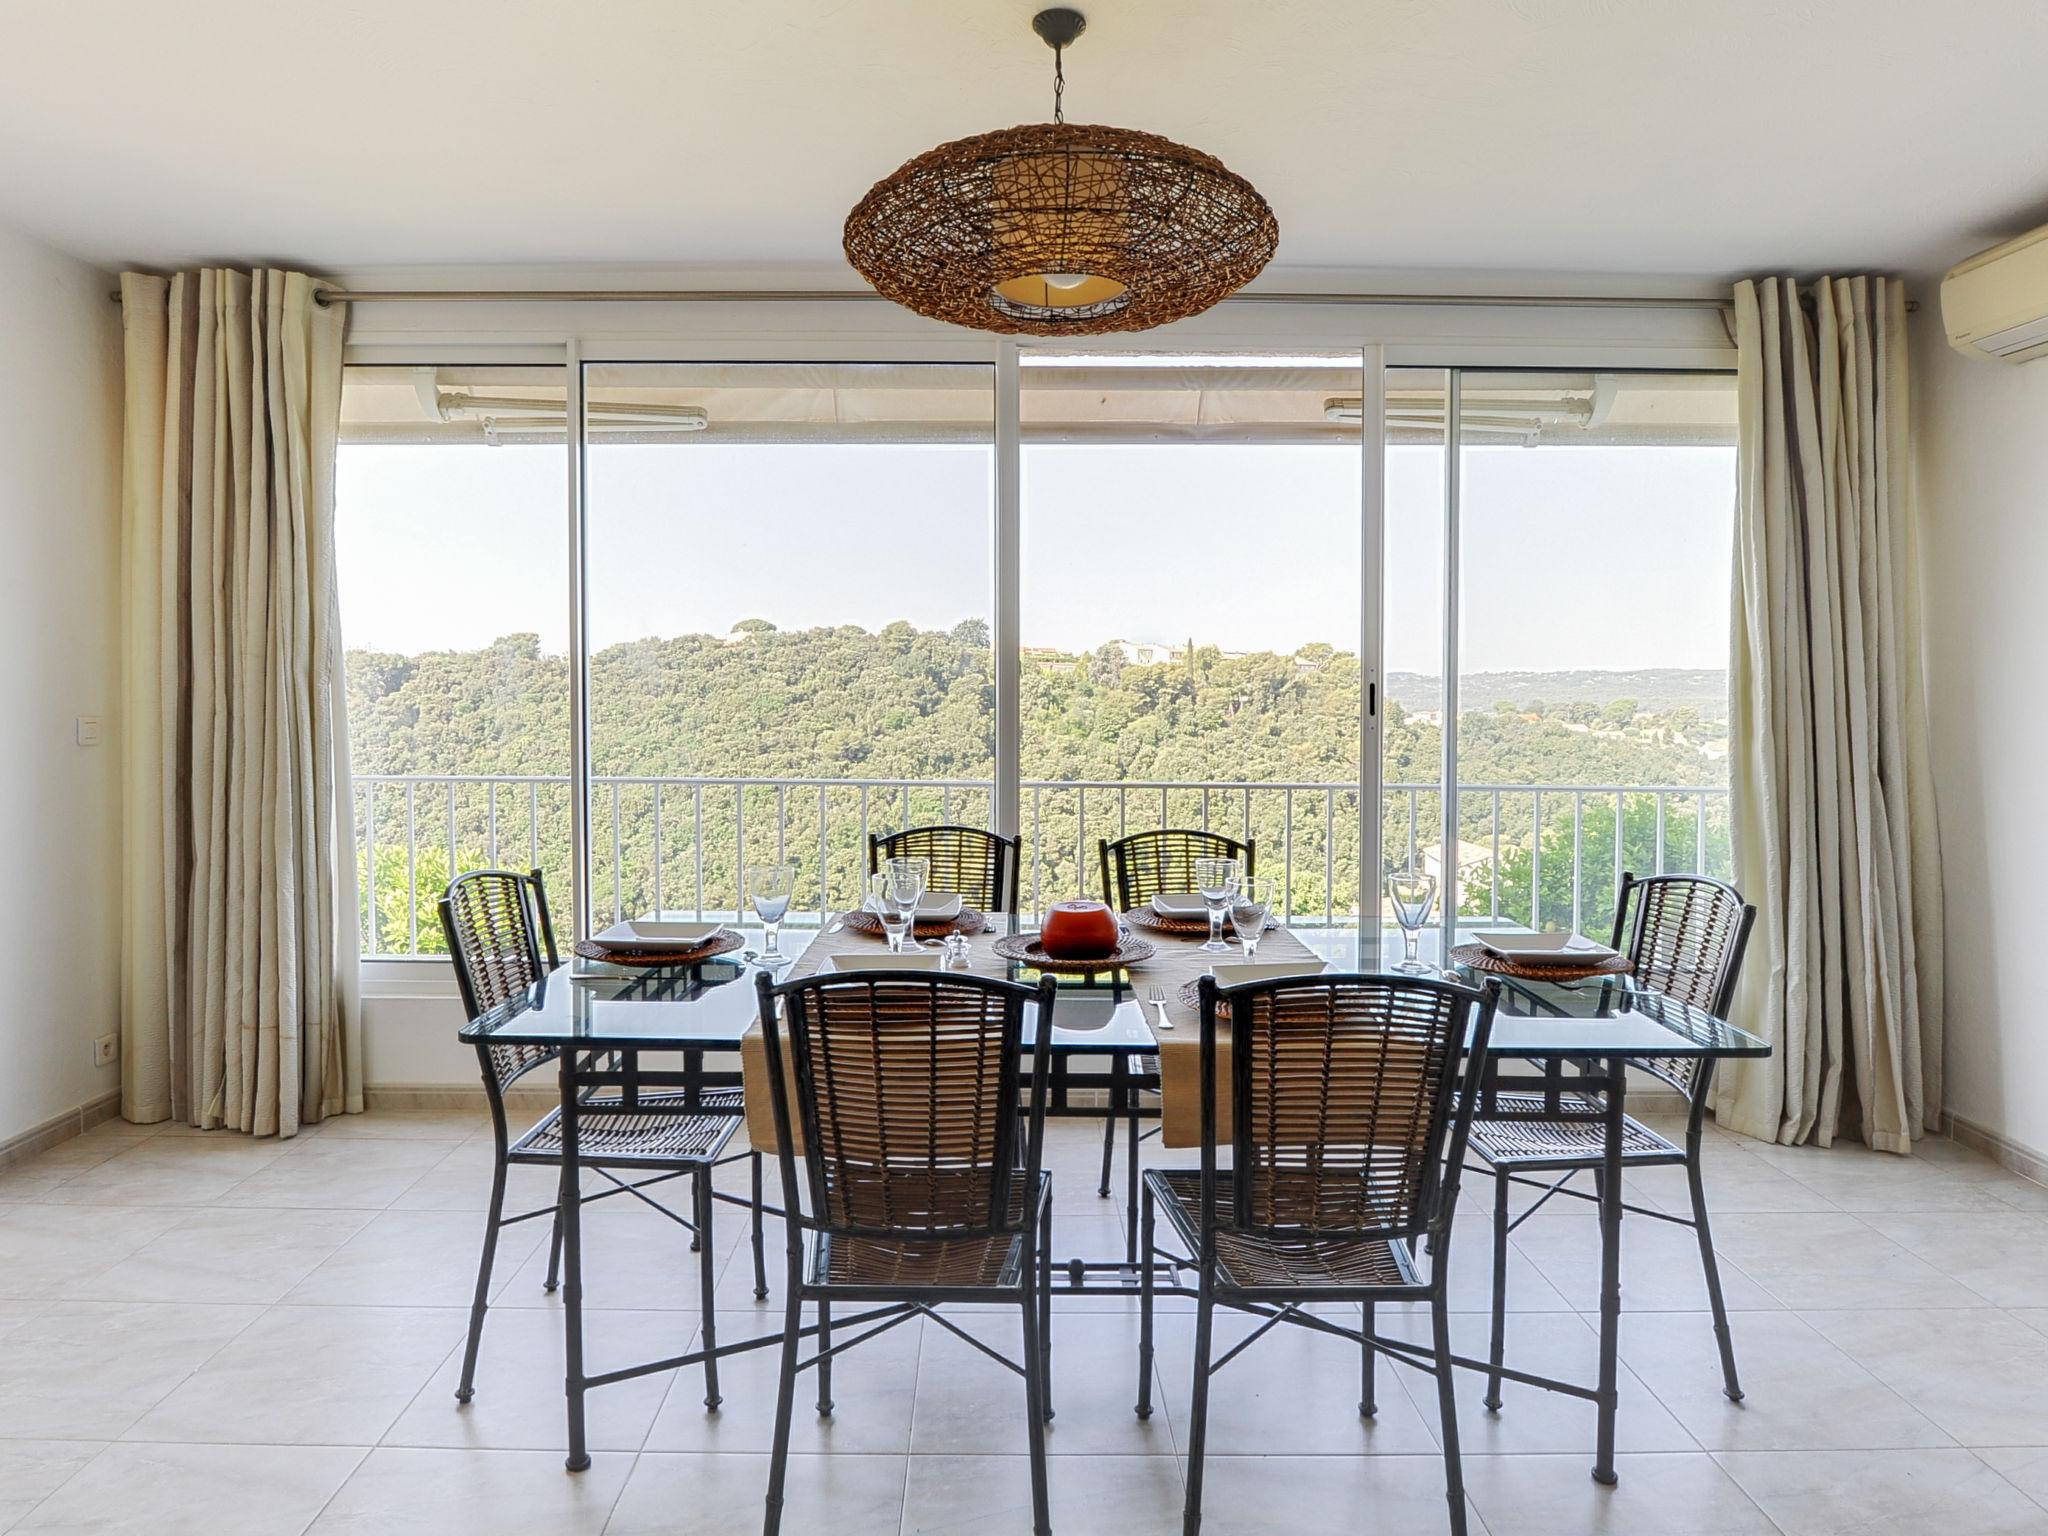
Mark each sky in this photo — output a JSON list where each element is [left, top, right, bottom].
[[334, 438, 1735, 676]]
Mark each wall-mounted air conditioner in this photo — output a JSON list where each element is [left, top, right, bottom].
[[1942, 224, 2048, 363]]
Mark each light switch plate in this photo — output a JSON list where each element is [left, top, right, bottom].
[[75, 716, 102, 747]]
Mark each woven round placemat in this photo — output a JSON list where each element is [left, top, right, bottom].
[[840, 905, 988, 939], [1123, 906, 1280, 939], [992, 930, 1157, 975], [1448, 942, 1631, 982], [573, 929, 746, 969]]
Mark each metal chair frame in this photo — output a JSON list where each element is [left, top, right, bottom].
[[1468, 870, 1758, 1409], [754, 967, 1060, 1536], [439, 867, 767, 1411], [1137, 970, 1500, 1536]]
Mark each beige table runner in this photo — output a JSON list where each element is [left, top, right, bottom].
[[738, 917, 1325, 1151]]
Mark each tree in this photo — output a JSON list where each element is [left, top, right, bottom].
[[1601, 698, 1638, 727]]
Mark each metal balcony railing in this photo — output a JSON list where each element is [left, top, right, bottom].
[[353, 773, 1730, 957]]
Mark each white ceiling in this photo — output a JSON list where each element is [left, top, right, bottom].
[[5, 0, 2047, 283]]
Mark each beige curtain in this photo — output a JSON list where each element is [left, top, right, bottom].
[[119, 269, 361, 1137], [1716, 275, 1943, 1152]]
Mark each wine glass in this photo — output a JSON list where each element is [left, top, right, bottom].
[[1386, 868, 1439, 974], [1194, 856, 1240, 955], [884, 855, 928, 933], [1230, 876, 1272, 960], [870, 872, 914, 954], [746, 862, 797, 964], [884, 856, 929, 907]]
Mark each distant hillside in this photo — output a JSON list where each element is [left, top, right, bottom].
[[1389, 669, 1727, 717], [346, 628, 1732, 950]]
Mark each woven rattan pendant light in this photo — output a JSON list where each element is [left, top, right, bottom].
[[843, 9, 1278, 335]]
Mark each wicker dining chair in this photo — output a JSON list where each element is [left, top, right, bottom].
[[868, 824, 1020, 913], [439, 868, 765, 1410], [1467, 871, 1757, 1409], [754, 967, 1058, 1536], [1092, 829, 1258, 1199], [1138, 970, 1500, 1536], [1098, 828, 1256, 914]]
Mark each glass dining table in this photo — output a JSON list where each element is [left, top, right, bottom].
[[457, 919, 1768, 1486]]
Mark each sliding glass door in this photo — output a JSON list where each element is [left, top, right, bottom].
[[580, 363, 995, 925], [1381, 368, 1739, 952], [1017, 354, 1364, 922], [335, 365, 573, 955]]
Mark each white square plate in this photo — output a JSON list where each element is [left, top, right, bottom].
[[1151, 893, 1208, 918], [830, 952, 943, 973], [864, 892, 964, 920], [1210, 960, 1328, 987], [589, 920, 724, 950], [1477, 932, 1618, 965]]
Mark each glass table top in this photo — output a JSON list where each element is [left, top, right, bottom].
[[457, 921, 1768, 1062]]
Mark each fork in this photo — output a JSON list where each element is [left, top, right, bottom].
[[1147, 984, 1173, 1030]]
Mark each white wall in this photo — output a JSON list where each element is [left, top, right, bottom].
[[0, 221, 122, 1143], [1914, 276, 2048, 1160]]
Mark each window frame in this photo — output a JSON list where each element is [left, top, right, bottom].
[[337, 303, 1737, 972]]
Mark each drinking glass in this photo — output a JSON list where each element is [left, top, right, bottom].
[[1386, 868, 1439, 973], [870, 873, 915, 955], [884, 856, 929, 913], [746, 862, 797, 963], [1194, 856, 1240, 954], [1230, 876, 1272, 959]]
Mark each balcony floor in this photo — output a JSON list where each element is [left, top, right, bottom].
[[3, 1112, 2048, 1533]]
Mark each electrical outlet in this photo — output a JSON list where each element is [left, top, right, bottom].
[[75, 716, 102, 748], [92, 1033, 118, 1068]]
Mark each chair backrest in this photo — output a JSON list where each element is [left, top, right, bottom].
[[1196, 971, 1497, 1245], [439, 868, 561, 1091], [755, 969, 1055, 1245], [1610, 871, 1755, 1100], [1099, 829, 1256, 912], [869, 825, 1020, 912]]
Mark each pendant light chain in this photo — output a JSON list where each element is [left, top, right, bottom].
[[1052, 42, 1065, 123]]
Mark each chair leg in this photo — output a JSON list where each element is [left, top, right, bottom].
[[816, 1300, 834, 1415], [1431, 1292, 1469, 1536], [696, 1169, 721, 1408], [1359, 1300, 1377, 1417], [1687, 1150, 1744, 1402], [1485, 1169, 1510, 1411], [1020, 1266, 1054, 1536], [456, 1155, 508, 1402], [750, 1151, 769, 1300], [1182, 1289, 1216, 1536], [1136, 1185, 1156, 1420], [761, 1276, 803, 1536], [1098, 1113, 1116, 1198], [543, 1159, 570, 1293], [1039, 1189, 1056, 1422]]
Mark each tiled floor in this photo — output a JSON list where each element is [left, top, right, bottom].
[[7, 1110, 2048, 1534]]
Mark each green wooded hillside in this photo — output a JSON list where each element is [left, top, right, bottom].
[[348, 623, 1729, 951]]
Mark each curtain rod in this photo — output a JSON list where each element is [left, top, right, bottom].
[[109, 284, 1769, 312], [317, 287, 1743, 311]]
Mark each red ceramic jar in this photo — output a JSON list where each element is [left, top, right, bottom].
[[1040, 899, 1120, 959]]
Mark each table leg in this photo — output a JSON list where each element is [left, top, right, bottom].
[[559, 1049, 590, 1472], [1123, 1057, 1141, 1267], [1593, 1054, 1625, 1486]]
